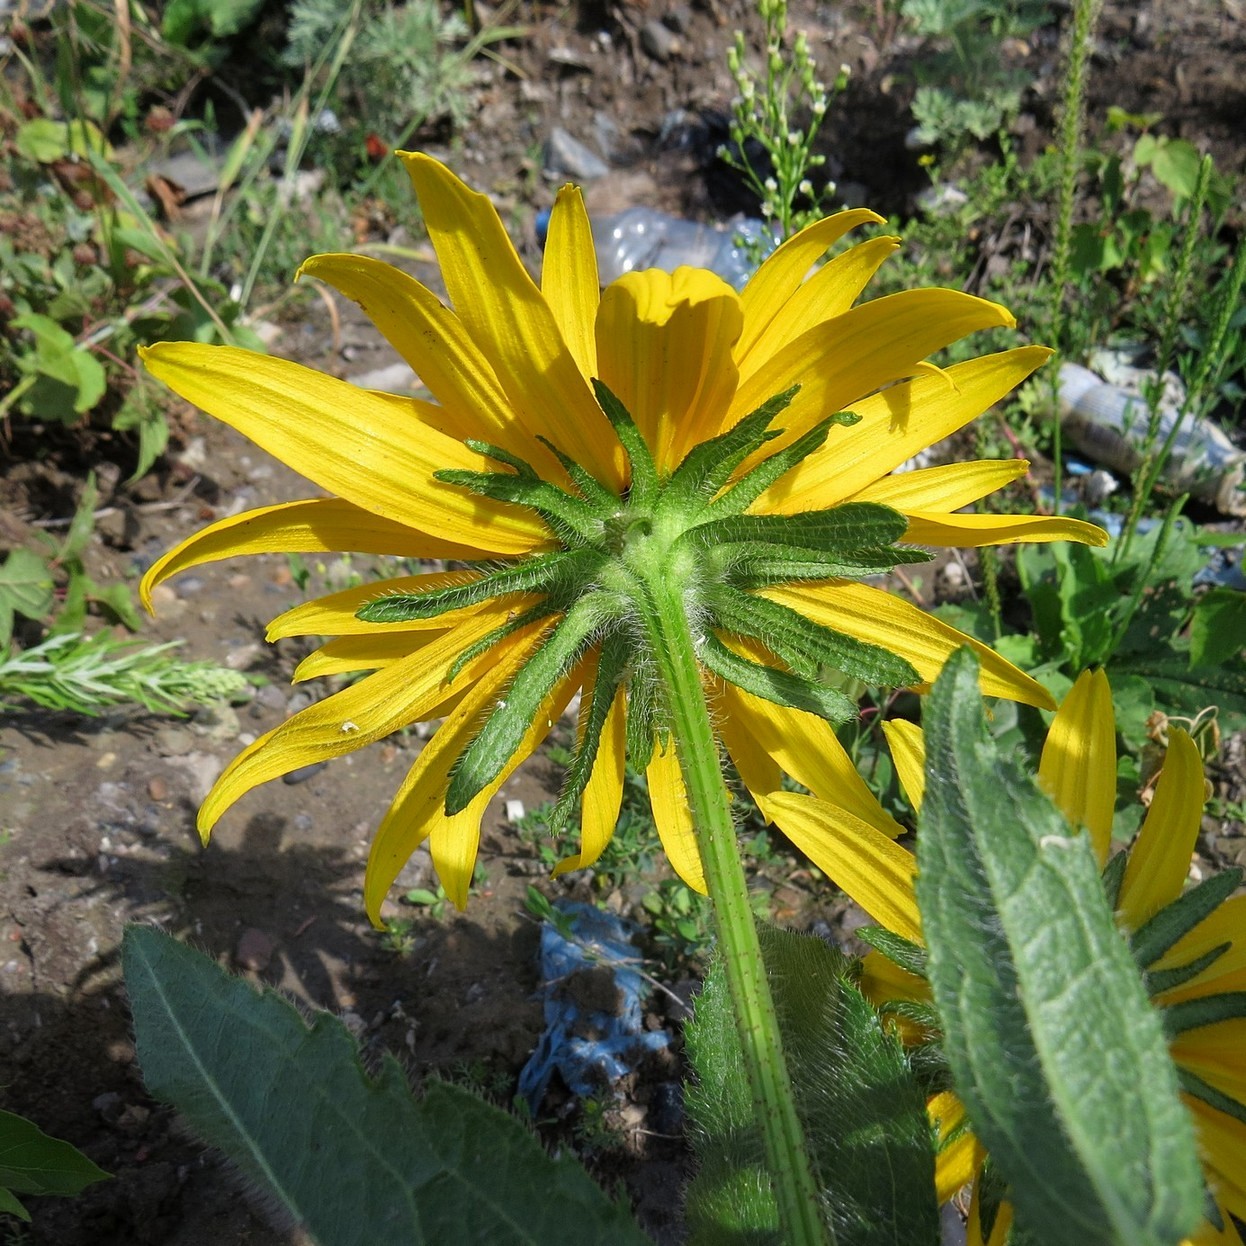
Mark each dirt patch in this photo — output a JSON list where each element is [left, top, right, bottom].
[[2, 2, 1244, 1242]]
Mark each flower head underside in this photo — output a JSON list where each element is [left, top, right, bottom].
[[139, 153, 1105, 921]]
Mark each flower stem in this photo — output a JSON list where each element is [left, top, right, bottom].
[[636, 564, 829, 1246]]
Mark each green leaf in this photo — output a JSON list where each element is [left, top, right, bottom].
[[445, 595, 606, 814], [684, 926, 938, 1246], [162, 0, 266, 45], [1189, 588, 1246, 668], [14, 117, 110, 163], [12, 313, 107, 419], [0, 1109, 110, 1201], [591, 379, 658, 507], [916, 648, 1204, 1246], [0, 548, 55, 644], [1148, 138, 1203, 199], [696, 633, 858, 724], [711, 586, 920, 688], [122, 926, 648, 1246]]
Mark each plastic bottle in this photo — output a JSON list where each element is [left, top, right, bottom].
[[1056, 362, 1246, 515], [592, 207, 776, 289], [537, 206, 776, 291]]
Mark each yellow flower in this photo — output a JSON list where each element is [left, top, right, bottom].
[[769, 670, 1246, 1245], [139, 153, 1103, 922]]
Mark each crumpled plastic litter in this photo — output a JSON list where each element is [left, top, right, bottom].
[[518, 901, 671, 1113]]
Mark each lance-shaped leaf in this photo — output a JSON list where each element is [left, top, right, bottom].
[[915, 648, 1204, 1246], [0, 1109, 110, 1222], [712, 585, 920, 688], [664, 386, 796, 508], [705, 412, 860, 519], [122, 926, 648, 1246], [697, 632, 858, 724], [358, 549, 601, 624], [446, 593, 608, 813], [684, 926, 939, 1246], [435, 468, 603, 545], [685, 503, 909, 555], [592, 379, 658, 505]]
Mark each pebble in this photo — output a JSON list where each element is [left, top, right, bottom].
[[395, 844, 433, 892], [544, 126, 608, 181], [171, 752, 224, 804], [154, 727, 194, 758], [148, 777, 169, 802], [224, 642, 261, 671], [254, 684, 288, 712], [504, 798, 526, 823], [234, 927, 275, 972], [191, 704, 241, 742], [174, 576, 205, 598], [283, 761, 328, 785], [640, 19, 680, 62]]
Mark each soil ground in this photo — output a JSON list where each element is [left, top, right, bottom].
[[2, 1, 1244, 1242]]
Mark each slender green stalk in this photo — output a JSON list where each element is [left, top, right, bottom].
[[1115, 155, 1212, 564], [634, 560, 829, 1246], [1047, 0, 1103, 516]]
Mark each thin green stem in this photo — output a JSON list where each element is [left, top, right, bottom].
[[635, 559, 829, 1246]]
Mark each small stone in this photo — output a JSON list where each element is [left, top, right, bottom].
[[92, 1091, 124, 1124], [192, 704, 241, 742], [640, 19, 680, 62], [224, 642, 261, 671], [504, 798, 526, 823], [283, 761, 328, 785], [255, 684, 287, 712], [544, 127, 608, 181], [174, 575, 205, 598], [173, 752, 224, 804], [95, 751, 117, 770], [154, 727, 194, 757], [234, 927, 275, 972], [148, 776, 169, 802], [395, 844, 433, 892], [339, 1010, 366, 1038]]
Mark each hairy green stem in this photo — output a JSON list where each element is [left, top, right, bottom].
[[636, 560, 829, 1246]]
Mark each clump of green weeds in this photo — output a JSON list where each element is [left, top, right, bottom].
[[719, 0, 848, 242]]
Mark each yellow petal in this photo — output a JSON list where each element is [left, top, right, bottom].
[[297, 252, 565, 480], [1039, 669, 1116, 864], [763, 790, 921, 942], [646, 737, 707, 893], [141, 342, 548, 555], [139, 498, 475, 612], [292, 631, 438, 682], [1118, 729, 1206, 930], [727, 290, 1020, 454], [400, 152, 622, 488], [362, 628, 554, 920], [717, 680, 907, 839], [201, 606, 540, 835], [1186, 1103, 1246, 1220], [1173, 1021, 1246, 1109], [969, 1179, 1013, 1246], [851, 459, 1030, 512], [741, 235, 899, 364], [760, 346, 1051, 512], [765, 581, 1055, 709], [861, 947, 929, 1008], [553, 678, 627, 877], [595, 267, 742, 472], [902, 511, 1109, 548], [931, 1090, 979, 1203], [1187, 1204, 1244, 1246], [1152, 896, 1246, 999], [737, 206, 883, 360], [881, 718, 926, 811], [542, 183, 599, 381]]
